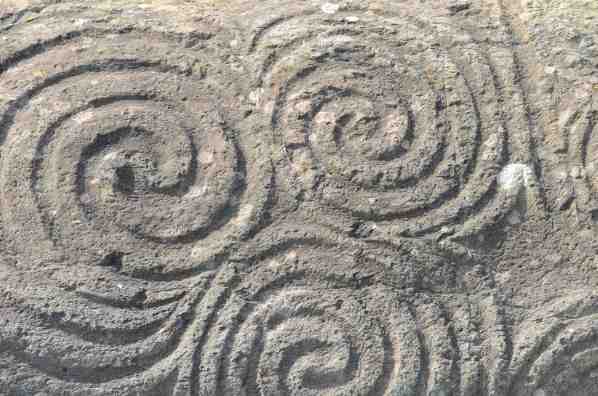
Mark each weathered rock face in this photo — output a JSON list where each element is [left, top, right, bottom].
[[0, 0, 596, 395]]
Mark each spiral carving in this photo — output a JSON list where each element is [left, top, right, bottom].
[[0, 15, 272, 277], [191, 239, 507, 396], [246, 8, 516, 236], [0, 3, 528, 396]]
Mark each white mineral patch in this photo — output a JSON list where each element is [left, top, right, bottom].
[[497, 163, 534, 193], [321, 2, 340, 14]]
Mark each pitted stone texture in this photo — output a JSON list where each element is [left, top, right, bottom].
[[0, 1, 596, 395]]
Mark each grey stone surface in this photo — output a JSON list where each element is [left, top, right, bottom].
[[0, 0, 596, 395]]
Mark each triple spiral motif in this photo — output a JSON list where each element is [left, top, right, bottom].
[[0, 3, 537, 395]]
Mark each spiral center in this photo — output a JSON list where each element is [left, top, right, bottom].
[[92, 126, 192, 199], [109, 150, 187, 197], [311, 96, 409, 162]]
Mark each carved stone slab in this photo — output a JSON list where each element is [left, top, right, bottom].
[[0, 0, 596, 395]]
